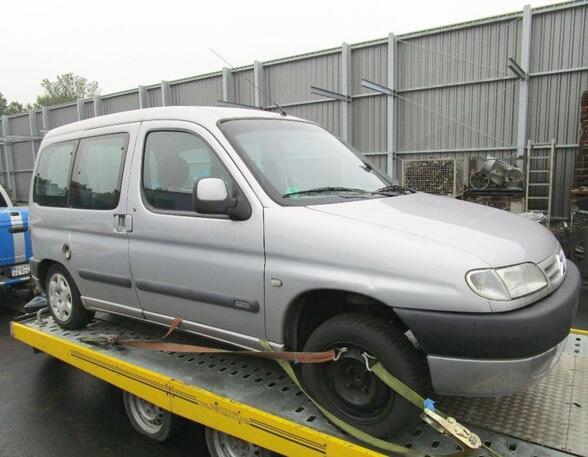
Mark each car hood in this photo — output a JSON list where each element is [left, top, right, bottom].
[[308, 193, 558, 267]]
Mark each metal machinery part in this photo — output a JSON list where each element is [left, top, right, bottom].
[[471, 159, 524, 191]]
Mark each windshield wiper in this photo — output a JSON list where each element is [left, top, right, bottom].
[[282, 186, 369, 198], [372, 184, 415, 196]]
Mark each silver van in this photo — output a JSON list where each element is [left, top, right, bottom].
[[29, 107, 580, 437]]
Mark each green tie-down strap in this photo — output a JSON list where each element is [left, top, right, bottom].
[[260, 340, 500, 457]]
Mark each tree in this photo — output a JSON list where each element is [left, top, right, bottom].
[[36, 73, 100, 107], [3, 101, 29, 115], [0, 92, 6, 115]]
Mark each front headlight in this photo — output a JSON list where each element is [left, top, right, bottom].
[[466, 263, 547, 301]]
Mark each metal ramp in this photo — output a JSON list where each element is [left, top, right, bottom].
[[11, 314, 588, 457]]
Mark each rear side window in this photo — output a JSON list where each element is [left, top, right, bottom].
[[143, 130, 232, 212], [70, 134, 129, 210], [33, 141, 76, 207]]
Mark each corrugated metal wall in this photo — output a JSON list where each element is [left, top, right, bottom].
[[1, 1, 586, 217], [234, 69, 255, 106], [170, 75, 223, 106], [265, 52, 341, 104]]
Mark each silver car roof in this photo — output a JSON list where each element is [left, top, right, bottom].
[[44, 106, 298, 139]]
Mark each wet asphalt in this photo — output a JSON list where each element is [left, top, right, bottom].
[[0, 302, 210, 457], [1, 287, 588, 456]]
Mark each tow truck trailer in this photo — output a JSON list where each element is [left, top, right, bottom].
[[10, 311, 588, 457]]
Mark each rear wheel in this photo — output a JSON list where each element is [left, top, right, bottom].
[[46, 264, 94, 329], [123, 392, 185, 442], [205, 427, 277, 457], [301, 313, 427, 438]]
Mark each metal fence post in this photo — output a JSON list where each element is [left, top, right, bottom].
[[41, 106, 50, 133], [138, 86, 149, 109], [1, 116, 17, 198], [517, 4, 532, 156], [341, 42, 352, 144], [28, 110, 39, 163], [76, 98, 85, 121], [93, 95, 103, 117], [387, 33, 397, 178], [222, 67, 234, 102], [253, 61, 265, 108], [161, 80, 171, 106]]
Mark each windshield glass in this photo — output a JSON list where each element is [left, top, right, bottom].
[[220, 119, 406, 205]]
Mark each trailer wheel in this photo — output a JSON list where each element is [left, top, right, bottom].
[[301, 313, 427, 438], [205, 427, 277, 457], [123, 391, 184, 442], [46, 264, 94, 329]]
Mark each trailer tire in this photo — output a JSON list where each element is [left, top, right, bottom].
[[123, 391, 185, 442], [301, 313, 428, 438], [46, 264, 94, 329], [205, 427, 277, 457]]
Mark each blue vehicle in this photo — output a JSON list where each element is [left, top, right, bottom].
[[0, 184, 31, 286]]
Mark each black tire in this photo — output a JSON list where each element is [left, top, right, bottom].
[[301, 313, 427, 438], [123, 391, 185, 442], [45, 264, 94, 329], [205, 427, 277, 457]]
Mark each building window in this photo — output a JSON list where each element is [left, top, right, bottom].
[[143, 130, 232, 212], [70, 134, 128, 210], [33, 141, 76, 207]]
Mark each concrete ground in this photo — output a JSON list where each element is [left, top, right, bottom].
[[1, 288, 588, 457]]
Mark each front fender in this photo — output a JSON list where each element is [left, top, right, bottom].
[[263, 206, 491, 344]]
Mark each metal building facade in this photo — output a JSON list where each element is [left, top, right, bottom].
[[1, 1, 587, 218]]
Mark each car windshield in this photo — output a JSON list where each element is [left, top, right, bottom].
[[220, 119, 410, 205]]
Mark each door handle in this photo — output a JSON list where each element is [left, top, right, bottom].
[[113, 214, 132, 233], [113, 214, 125, 232], [124, 214, 133, 232]]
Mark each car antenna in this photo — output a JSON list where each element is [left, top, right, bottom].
[[210, 48, 287, 116]]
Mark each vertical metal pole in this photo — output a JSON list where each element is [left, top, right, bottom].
[[41, 106, 50, 133], [138, 86, 149, 109], [28, 110, 39, 162], [76, 98, 85, 121], [93, 95, 102, 117], [524, 139, 532, 211], [340, 42, 352, 144], [516, 5, 532, 157], [0, 118, 5, 191], [28, 110, 40, 201], [387, 33, 397, 178], [161, 80, 171, 107], [253, 61, 265, 108], [1, 115, 17, 197], [222, 67, 234, 103]]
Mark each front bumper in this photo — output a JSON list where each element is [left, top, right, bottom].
[[428, 336, 567, 396], [395, 261, 581, 396]]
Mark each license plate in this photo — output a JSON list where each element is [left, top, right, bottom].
[[10, 264, 30, 278]]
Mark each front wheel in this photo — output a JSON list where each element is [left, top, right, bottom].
[[205, 427, 277, 457], [301, 313, 428, 438]]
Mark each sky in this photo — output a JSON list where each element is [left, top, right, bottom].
[[1, 0, 568, 105]]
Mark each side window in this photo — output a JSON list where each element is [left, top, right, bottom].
[[143, 131, 232, 212], [70, 134, 129, 210], [33, 141, 76, 207]]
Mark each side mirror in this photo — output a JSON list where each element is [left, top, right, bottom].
[[193, 177, 251, 221]]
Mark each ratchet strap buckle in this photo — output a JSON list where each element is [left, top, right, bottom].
[[421, 407, 482, 450], [79, 334, 119, 345]]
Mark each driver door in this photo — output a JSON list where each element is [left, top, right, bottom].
[[126, 121, 266, 349]]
